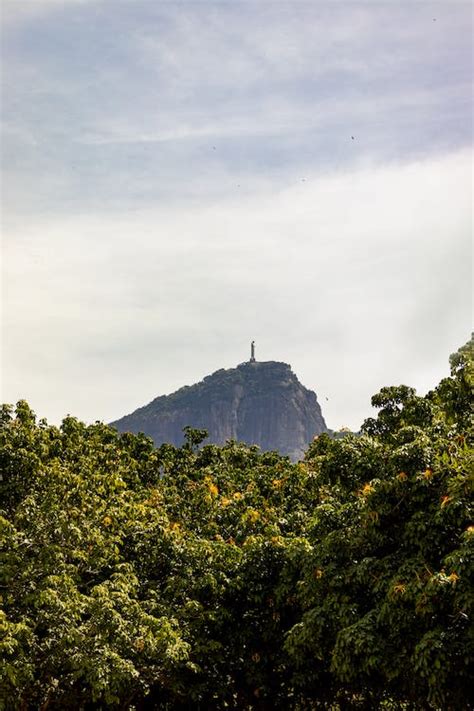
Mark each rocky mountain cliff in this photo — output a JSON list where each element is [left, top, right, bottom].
[[111, 361, 328, 460]]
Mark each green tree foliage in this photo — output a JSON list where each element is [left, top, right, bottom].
[[1, 337, 472, 709]]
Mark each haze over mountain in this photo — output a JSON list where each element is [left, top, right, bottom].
[[111, 359, 328, 461], [2, 2, 471, 431]]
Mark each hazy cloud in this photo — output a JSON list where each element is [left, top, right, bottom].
[[3, 149, 471, 428], [1, 0, 472, 432]]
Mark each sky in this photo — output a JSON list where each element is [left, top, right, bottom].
[[1, 0, 472, 432]]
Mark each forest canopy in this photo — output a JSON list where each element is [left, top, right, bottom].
[[1, 337, 472, 710]]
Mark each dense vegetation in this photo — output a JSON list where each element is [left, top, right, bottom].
[[1, 338, 472, 710]]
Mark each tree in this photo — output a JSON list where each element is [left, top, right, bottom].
[[0, 337, 472, 709]]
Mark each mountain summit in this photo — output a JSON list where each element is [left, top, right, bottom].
[[111, 360, 328, 460]]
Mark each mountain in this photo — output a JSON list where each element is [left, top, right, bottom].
[[111, 360, 328, 461]]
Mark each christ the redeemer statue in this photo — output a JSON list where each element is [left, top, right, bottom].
[[250, 341, 256, 362]]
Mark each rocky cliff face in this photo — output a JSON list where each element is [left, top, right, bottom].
[[111, 361, 328, 460]]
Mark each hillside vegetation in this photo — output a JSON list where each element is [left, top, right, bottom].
[[1, 338, 472, 710]]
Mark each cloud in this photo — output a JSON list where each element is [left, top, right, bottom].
[[0, 0, 95, 26], [2, 148, 471, 429], [1, 1, 472, 435], [2, 0, 471, 221]]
